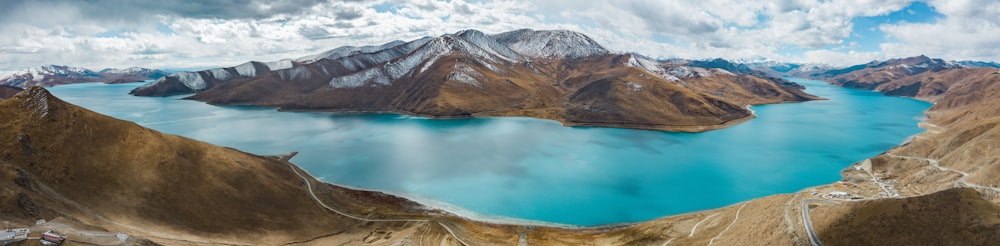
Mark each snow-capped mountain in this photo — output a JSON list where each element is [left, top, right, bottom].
[[493, 29, 609, 59], [811, 55, 967, 97], [132, 29, 615, 96], [0, 65, 167, 87], [685, 58, 756, 74], [956, 60, 1000, 69], [815, 55, 959, 81], [296, 40, 410, 63], [0, 65, 102, 87], [790, 55, 1000, 101], [131, 28, 818, 132]]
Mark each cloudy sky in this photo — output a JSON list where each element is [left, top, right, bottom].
[[0, 0, 997, 71]]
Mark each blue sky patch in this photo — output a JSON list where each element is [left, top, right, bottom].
[[373, 2, 398, 14], [841, 1, 943, 52]]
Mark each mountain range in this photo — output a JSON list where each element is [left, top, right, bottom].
[[0, 65, 167, 88], [2, 26, 999, 245], [1, 54, 998, 244], [131, 29, 818, 132]]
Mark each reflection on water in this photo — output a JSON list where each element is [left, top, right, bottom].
[[49, 78, 931, 226]]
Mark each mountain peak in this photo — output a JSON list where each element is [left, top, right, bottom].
[[454, 28, 488, 38], [12, 86, 57, 118], [688, 58, 755, 74], [493, 29, 609, 58]]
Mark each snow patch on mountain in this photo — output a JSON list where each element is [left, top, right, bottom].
[[419, 53, 443, 74], [447, 63, 483, 86], [100, 67, 148, 74], [207, 68, 232, 81], [234, 62, 260, 77], [265, 60, 293, 71], [31, 71, 44, 81], [625, 81, 642, 92], [0, 65, 106, 86], [494, 29, 609, 58], [297, 40, 408, 63], [173, 72, 207, 90], [625, 55, 680, 81], [329, 67, 388, 88], [477, 60, 504, 74], [667, 66, 695, 79], [330, 42, 439, 88], [626, 55, 664, 73], [454, 29, 523, 63], [329, 30, 525, 88], [710, 68, 735, 76], [16, 87, 51, 118], [279, 66, 313, 81]]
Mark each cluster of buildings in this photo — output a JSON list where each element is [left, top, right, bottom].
[[0, 228, 66, 245], [814, 191, 863, 200], [40, 230, 66, 245], [872, 175, 901, 198], [1, 228, 29, 244]]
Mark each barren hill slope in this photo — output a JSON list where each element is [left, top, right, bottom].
[[3, 76, 999, 245], [812, 188, 1000, 246], [133, 29, 818, 132], [0, 87, 445, 244], [0, 85, 21, 99]]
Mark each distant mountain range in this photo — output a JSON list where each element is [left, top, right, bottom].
[[131, 29, 818, 132], [748, 55, 1000, 79], [3, 55, 999, 245], [0, 65, 168, 87]]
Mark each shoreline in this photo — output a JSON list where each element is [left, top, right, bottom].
[[214, 101, 774, 133], [260, 84, 941, 230], [276, 153, 593, 229], [141, 81, 945, 231]]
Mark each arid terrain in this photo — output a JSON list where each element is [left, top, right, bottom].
[[0, 85, 21, 99], [132, 29, 818, 132], [2, 54, 999, 245]]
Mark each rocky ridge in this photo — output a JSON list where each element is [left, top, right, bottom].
[[131, 29, 818, 132]]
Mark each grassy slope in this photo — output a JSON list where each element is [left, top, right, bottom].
[[3, 63, 1000, 245]]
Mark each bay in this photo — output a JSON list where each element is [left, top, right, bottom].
[[48, 78, 931, 226]]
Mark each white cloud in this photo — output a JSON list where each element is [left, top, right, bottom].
[[516, 0, 914, 62], [879, 0, 1000, 61], [0, 0, 996, 71], [803, 49, 883, 66]]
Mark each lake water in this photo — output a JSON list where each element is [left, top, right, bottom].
[[48, 78, 931, 226]]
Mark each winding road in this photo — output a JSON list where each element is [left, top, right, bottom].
[[708, 202, 748, 246], [886, 154, 1000, 193], [284, 161, 471, 245], [801, 199, 837, 246], [689, 212, 720, 237]]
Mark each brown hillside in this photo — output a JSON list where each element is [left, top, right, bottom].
[[188, 53, 818, 132], [3, 70, 1000, 245], [823, 65, 1000, 198], [0, 87, 441, 244], [0, 85, 22, 99], [0, 86, 815, 245], [812, 188, 1000, 246], [145, 29, 821, 132]]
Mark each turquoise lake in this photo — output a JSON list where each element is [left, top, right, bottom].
[[48, 78, 931, 226]]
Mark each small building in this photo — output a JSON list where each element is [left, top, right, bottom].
[[40, 230, 65, 245], [829, 191, 850, 198]]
